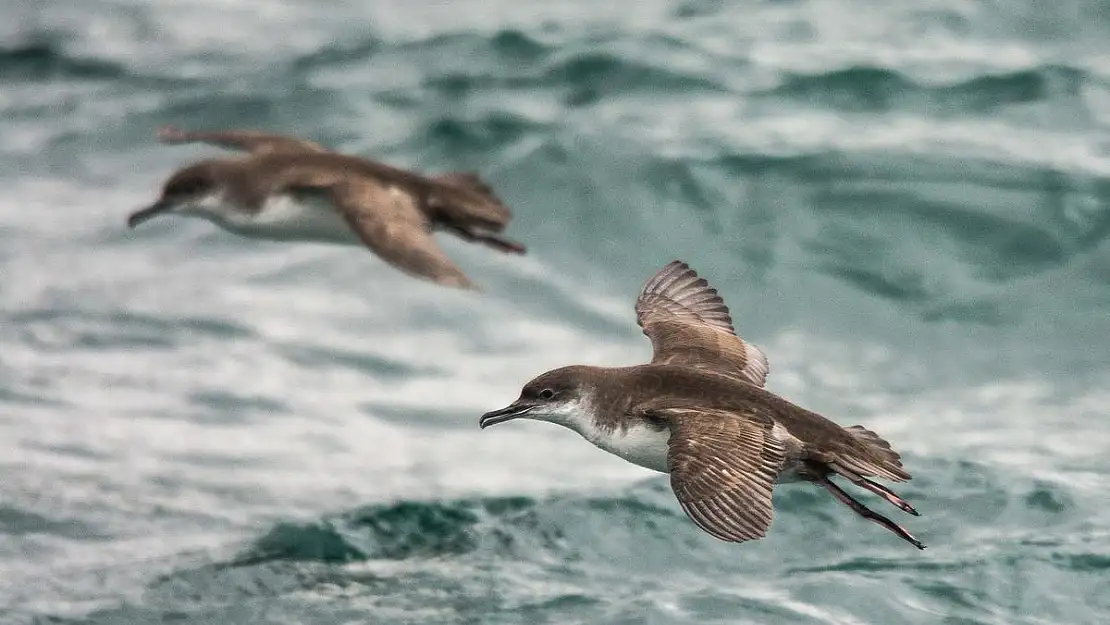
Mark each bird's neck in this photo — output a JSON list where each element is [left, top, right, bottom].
[[174, 191, 243, 225]]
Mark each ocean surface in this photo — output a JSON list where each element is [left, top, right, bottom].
[[3, 0, 1110, 623]]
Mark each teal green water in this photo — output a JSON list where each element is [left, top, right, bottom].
[[3, 1, 1110, 623]]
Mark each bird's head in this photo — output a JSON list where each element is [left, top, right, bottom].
[[479, 366, 598, 432], [128, 160, 230, 228]]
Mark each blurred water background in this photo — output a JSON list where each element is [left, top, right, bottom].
[[2, 0, 1110, 623]]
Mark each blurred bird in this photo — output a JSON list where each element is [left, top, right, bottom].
[[128, 126, 526, 289]]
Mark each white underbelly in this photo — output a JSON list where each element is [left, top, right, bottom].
[[591, 423, 671, 474], [226, 195, 362, 245], [588, 421, 805, 482]]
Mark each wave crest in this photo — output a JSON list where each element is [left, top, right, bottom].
[[0, 40, 126, 81]]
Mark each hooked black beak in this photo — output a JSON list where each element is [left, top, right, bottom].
[[479, 401, 535, 429], [127, 198, 175, 229]]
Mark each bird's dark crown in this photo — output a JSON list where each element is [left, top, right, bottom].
[[517, 365, 597, 403], [160, 160, 225, 199]]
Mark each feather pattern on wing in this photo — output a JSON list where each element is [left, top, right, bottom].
[[636, 261, 769, 386]]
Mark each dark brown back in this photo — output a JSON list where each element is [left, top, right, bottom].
[[601, 364, 909, 481], [248, 152, 511, 231]]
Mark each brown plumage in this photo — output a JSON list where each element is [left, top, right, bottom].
[[157, 126, 331, 155], [480, 260, 924, 549], [636, 260, 769, 386], [130, 127, 526, 289]]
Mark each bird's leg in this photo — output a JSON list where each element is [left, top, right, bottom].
[[475, 232, 526, 254], [815, 475, 926, 550], [446, 224, 526, 254], [849, 476, 920, 516]]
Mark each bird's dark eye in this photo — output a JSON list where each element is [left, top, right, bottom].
[[539, 388, 555, 400]]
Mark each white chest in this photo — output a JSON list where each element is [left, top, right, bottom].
[[588, 423, 672, 474], [222, 195, 362, 245]]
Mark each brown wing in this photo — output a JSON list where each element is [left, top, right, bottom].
[[327, 178, 477, 290], [636, 260, 769, 387], [654, 404, 787, 542], [158, 126, 329, 155]]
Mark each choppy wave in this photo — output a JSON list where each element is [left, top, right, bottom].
[[0, 41, 126, 81], [5, 0, 1110, 624], [769, 64, 1089, 114], [56, 459, 1108, 624]]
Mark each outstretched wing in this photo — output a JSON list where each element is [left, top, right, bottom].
[[327, 178, 477, 290], [635, 260, 769, 386], [649, 404, 786, 542], [158, 126, 329, 155]]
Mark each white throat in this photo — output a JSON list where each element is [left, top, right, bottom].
[[178, 192, 361, 245], [534, 396, 671, 474]]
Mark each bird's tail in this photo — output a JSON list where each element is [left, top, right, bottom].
[[430, 172, 513, 232], [430, 172, 525, 254], [809, 426, 924, 549], [821, 425, 918, 517], [841, 425, 908, 479]]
